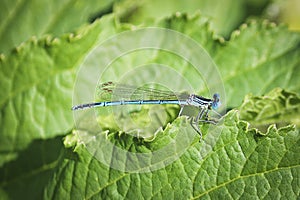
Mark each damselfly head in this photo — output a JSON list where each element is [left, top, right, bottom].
[[212, 93, 221, 110]]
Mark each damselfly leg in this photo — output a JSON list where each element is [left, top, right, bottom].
[[188, 106, 220, 141]]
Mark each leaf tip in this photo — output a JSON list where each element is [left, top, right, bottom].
[[29, 36, 38, 45], [174, 11, 183, 18], [43, 35, 61, 46], [231, 29, 241, 38], [240, 23, 248, 30], [14, 42, 26, 53], [0, 53, 5, 61], [68, 33, 77, 41]]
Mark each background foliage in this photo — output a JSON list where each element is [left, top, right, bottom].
[[0, 0, 299, 199]]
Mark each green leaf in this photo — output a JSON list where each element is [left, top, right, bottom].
[[41, 112, 300, 198], [0, 0, 115, 53], [214, 20, 300, 108], [0, 15, 122, 166], [114, 0, 266, 37], [1, 111, 299, 198], [0, 136, 65, 200], [98, 14, 300, 109], [239, 88, 300, 131]]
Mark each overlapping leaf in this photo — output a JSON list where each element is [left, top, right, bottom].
[[0, 0, 116, 53], [239, 88, 300, 130]]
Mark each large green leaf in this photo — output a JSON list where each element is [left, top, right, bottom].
[[0, 0, 115, 54], [0, 15, 122, 166], [2, 110, 298, 199]]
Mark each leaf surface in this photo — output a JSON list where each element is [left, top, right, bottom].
[[0, 15, 121, 165], [239, 88, 300, 130], [43, 111, 300, 199], [214, 21, 300, 107]]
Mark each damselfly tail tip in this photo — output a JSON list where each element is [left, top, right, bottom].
[[72, 103, 96, 110], [71, 106, 78, 110], [71, 104, 84, 110]]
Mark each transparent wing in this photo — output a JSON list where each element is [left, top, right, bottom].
[[97, 82, 189, 101]]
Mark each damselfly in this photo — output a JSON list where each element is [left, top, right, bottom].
[[72, 82, 221, 139]]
